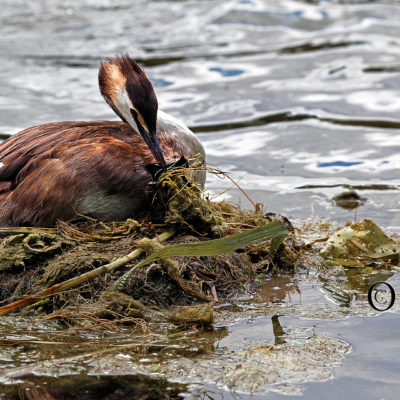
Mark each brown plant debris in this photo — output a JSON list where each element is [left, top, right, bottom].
[[0, 164, 297, 325]]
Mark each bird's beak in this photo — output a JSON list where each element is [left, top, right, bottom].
[[136, 123, 166, 168]]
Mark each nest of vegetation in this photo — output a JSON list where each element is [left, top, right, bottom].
[[0, 161, 298, 328]]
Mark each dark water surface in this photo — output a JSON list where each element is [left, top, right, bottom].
[[1, 0, 400, 398]]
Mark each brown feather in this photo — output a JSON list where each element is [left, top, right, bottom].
[[0, 121, 187, 226], [0, 55, 204, 227]]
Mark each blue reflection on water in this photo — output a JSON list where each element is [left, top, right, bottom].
[[155, 78, 173, 87], [209, 67, 244, 77], [171, 97, 192, 103], [318, 161, 363, 168]]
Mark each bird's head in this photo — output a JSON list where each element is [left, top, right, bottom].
[[98, 55, 166, 167]]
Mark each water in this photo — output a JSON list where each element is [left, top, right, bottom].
[[1, 0, 400, 398], [2, 0, 400, 229]]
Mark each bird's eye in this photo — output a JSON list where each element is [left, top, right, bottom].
[[130, 108, 138, 120]]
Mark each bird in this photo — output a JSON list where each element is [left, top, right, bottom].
[[0, 55, 205, 227]]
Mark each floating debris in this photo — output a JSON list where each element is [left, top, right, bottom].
[[321, 218, 400, 263], [332, 190, 366, 209]]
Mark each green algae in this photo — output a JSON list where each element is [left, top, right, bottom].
[[1, 216, 399, 397], [0, 233, 72, 271]]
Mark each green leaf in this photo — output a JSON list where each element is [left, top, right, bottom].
[[137, 221, 287, 268], [110, 221, 287, 293]]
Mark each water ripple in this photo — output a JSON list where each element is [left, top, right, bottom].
[[1, 0, 400, 227]]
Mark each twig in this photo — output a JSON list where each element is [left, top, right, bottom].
[[0, 226, 57, 234], [210, 285, 219, 302], [0, 230, 175, 316], [207, 166, 257, 210]]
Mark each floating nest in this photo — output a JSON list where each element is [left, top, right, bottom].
[[0, 161, 298, 327]]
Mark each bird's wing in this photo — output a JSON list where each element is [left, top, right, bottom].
[[0, 121, 133, 190]]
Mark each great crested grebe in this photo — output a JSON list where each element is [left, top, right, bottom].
[[0, 55, 205, 227]]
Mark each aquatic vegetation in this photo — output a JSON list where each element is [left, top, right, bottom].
[[1, 167, 399, 397], [0, 166, 293, 323]]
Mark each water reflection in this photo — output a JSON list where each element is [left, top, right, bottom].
[[255, 275, 301, 304], [16, 375, 185, 400]]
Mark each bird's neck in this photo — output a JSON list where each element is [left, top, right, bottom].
[[157, 110, 205, 162]]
